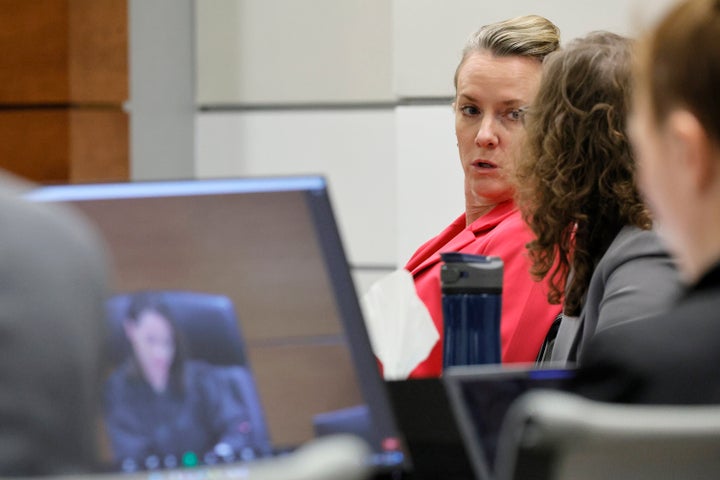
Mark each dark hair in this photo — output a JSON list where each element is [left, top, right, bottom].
[[514, 32, 651, 316], [125, 291, 188, 387], [637, 0, 720, 145]]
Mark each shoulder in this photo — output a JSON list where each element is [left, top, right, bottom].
[[183, 361, 220, 394], [583, 225, 681, 331], [603, 226, 668, 261], [186, 361, 248, 383], [595, 226, 676, 277], [187, 362, 253, 401], [104, 363, 140, 400], [184, 359, 215, 378], [591, 227, 682, 305]]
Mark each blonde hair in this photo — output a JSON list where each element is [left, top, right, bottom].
[[454, 15, 561, 88]]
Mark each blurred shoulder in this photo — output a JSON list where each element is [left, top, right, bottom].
[[606, 226, 669, 258]]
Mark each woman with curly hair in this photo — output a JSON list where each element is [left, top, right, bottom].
[[514, 31, 681, 364]]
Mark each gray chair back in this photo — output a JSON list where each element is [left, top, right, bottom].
[[496, 389, 720, 480]]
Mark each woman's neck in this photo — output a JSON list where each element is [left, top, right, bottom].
[[147, 374, 169, 394], [465, 204, 497, 226]]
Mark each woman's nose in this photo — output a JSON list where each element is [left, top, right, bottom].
[[475, 116, 499, 148]]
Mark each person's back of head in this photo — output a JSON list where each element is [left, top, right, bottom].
[[637, 0, 720, 144], [629, 0, 720, 284], [0, 174, 109, 475], [568, 1, 720, 404], [453, 15, 560, 88], [515, 32, 650, 316]]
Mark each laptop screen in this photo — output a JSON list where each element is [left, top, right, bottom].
[[27, 176, 404, 473], [443, 365, 576, 480]]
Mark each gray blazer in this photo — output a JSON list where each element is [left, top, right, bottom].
[[549, 226, 682, 364], [0, 173, 109, 475]]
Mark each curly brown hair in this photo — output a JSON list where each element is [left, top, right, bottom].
[[514, 32, 652, 316]]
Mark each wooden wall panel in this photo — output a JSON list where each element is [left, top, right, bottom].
[[0, 108, 129, 184], [0, 110, 70, 182], [0, 0, 70, 104], [69, 0, 128, 104], [69, 109, 129, 182], [0, 0, 128, 183]]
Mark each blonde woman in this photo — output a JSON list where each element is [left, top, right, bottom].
[[403, 16, 562, 377]]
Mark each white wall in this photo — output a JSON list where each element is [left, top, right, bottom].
[[134, 0, 681, 294], [394, 105, 462, 263], [195, 0, 394, 104], [392, 0, 676, 98]]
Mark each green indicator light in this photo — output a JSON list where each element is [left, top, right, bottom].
[[182, 451, 198, 467]]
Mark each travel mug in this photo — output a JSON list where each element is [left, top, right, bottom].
[[440, 252, 503, 369]]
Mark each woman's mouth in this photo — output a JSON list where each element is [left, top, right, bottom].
[[473, 160, 497, 169]]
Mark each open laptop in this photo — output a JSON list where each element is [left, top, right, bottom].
[[386, 364, 576, 480], [26, 175, 407, 477], [442, 364, 577, 480]]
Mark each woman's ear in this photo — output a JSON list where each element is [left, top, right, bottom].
[[666, 110, 715, 193]]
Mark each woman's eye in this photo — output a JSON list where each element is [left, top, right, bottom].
[[505, 107, 528, 122], [460, 106, 479, 116]]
